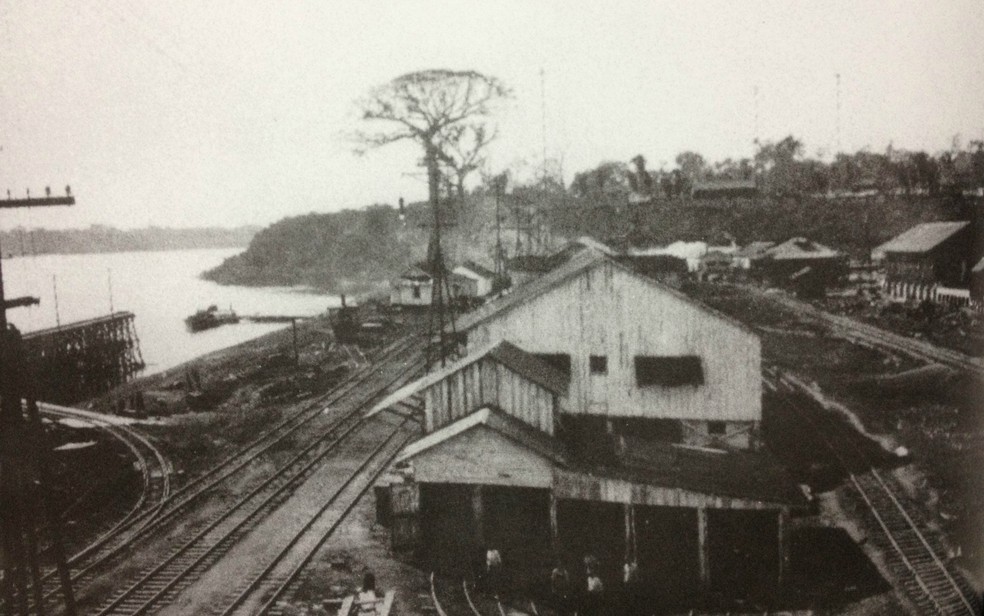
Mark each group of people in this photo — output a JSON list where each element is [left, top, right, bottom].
[[550, 555, 644, 616], [478, 546, 647, 615]]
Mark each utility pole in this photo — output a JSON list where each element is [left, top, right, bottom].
[[493, 177, 504, 278], [0, 186, 78, 616], [423, 146, 459, 370], [835, 73, 842, 156]]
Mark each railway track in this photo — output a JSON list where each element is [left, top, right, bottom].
[[214, 415, 417, 616], [79, 337, 422, 616], [430, 574, 451, 616], [79, 340, 424, 616], [90, 415, 416, 616], [765, 367, 980, 616], [38, 403, 174, 561], [766, 292, 982, 373], [23, 335, 421, 615]]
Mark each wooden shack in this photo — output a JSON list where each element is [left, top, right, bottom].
[[389, 264, 433, 308], [873, 221, 973, 301], [452, 261, 497, 298], [751, 237, 848, 293]]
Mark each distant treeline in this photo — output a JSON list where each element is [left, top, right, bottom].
[[204, 135, 984, 294], [548, 193, 978, 257], [204, 192, 981, 295], [0, 225, 259, 257], [570, 137, 984, 201]]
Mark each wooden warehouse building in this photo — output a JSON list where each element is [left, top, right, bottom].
[[372, 244, 806, 599]]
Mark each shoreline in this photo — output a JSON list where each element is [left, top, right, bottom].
[[87, 317, 320, 411]]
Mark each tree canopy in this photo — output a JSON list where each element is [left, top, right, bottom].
[[354, 70, 511, 201]]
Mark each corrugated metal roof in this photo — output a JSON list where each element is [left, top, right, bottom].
[[873, 221, 970, 255], [458, 260, 497, 280], [692, 179, 757, 191], [763, 237, 842, 260], [397, 406, 569, 465], [489, 340, 570, 394], [368, 340, 568, 416], [735, 241, 775, 259], [457, 245, 758, 336], [606, 436, 807, 506], [398, 412, 804, 505], [397, 264, 432, 280], [459, 248, 608, 331]]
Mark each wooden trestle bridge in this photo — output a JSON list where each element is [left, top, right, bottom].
[[22, 311, 145, 404]]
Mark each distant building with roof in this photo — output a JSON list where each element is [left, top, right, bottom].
[[751, 237, 848, 296], [734, 241, 776, 270], [691, 179, 758, 200], [389, 264, 434, 308], [506, 237, 614, 286], [872, 221, 974, 302], [873, 220, 971, 280], [451, 261, 497, 298], [971, 257, 984, 307]]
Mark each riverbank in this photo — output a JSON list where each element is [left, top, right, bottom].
[[88, 317, 354, 477]]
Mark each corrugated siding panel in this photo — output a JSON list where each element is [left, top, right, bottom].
[[420, 357, 557, 434], [413, 426, 554, 488], [468, 262, 761, 421], [552, 470, 774, 510]]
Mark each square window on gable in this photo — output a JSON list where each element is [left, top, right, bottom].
[[589, 355, 608, 374], [635, 356, 704, 387]]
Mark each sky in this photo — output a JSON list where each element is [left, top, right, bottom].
[[1, 1, 983, 230]]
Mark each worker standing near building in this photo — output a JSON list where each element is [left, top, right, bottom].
[[583, 567, 605, 616], [622, 558, 641, 615], [486, 547, 503, 597], [357, 571, 379, 615], [550, 561, 572, 615]]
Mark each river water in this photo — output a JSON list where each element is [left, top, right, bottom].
[[1, 248, 337, 374]]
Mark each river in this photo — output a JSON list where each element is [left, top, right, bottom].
[[1, 248, 337, 374]]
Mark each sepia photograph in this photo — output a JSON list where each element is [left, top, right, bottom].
[[0, 2, 982, 614]]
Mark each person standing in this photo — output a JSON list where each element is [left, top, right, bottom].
[[584, 568, 604, 616], [550, 561, 572, 615], [486, 547, 503, 597], [357, 571, 380, 615], [622, 559, 641, 616]]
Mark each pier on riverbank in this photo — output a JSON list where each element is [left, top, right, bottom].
[[24, 311, 145, 404]]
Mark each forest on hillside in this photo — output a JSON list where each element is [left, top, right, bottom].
[[202, 207, 417, 292], [206, 69, 984, 295], [203, 167, 980, 295]]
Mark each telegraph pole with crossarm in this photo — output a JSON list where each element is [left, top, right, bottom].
[[0, 185, 78, 616]]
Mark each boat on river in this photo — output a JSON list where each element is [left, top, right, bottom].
[[185, 305, 240, 332]]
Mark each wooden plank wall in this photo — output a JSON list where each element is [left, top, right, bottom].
[[553, 469, 779, 510], [423, 358, 555, 433], [467, 261, 762, 422], [413, 426, 554, 487]]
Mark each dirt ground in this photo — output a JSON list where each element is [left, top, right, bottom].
[[686, 282, 984, 587], [90, 316, 372, 481], [61, 295, 979, 613], [45, 419, 143, 559], [817, 291, 984, 358]]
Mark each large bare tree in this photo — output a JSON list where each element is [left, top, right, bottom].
[[354, 69, 510, 212], [355, 70, 509, 367]]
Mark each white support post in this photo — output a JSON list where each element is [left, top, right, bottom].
[[697, 508, 710, 587]]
